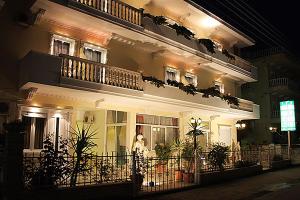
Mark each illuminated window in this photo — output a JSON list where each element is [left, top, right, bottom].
[[136, 114, 179, 150], [185, 72, 197, 86], [83, 43, 107, 64], [165, 67, 180, 82], [214, 81, 224, 93], [50, 34, 75, 56], [106, 110, 127, 154]]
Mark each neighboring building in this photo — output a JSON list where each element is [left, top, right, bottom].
[[241, 48, 300, 145], [0, 0, 259, 155]]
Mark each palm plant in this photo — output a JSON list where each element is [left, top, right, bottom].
[[69, 124, 97, 187]]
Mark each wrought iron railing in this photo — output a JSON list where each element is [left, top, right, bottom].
[[60, 54, 143, 90], [73, 0, 143, 26]]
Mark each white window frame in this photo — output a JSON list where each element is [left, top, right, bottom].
[[50, 34, 75, 56], [214, 81, 224, 93], [83, 42, 107, 64], [185, 72, 197, 86], [165, 67, 180, 83], [105, 110, 127, 153]]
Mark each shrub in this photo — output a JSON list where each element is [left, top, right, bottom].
[[208, 143, 229, 171], [234, 160, 256, 168]]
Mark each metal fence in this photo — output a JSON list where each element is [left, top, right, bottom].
[[23, 152, 133, 188], [22, 146, 292, 192]]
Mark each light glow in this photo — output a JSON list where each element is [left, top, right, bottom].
[[201, 17, 220, 28]]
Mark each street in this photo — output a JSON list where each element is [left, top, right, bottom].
[[143, 167, 300, 200]]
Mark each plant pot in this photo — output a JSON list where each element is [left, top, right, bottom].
[[156, 164, 167, 173], [175, 170, 183, 181], [183, 172, 194, 183]]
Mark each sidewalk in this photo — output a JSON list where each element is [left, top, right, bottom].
[[142, 166, 300, 200]]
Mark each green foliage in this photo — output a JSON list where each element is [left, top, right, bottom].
[[222, 49, 235, 60], [167, 79, 197, 95], [69, 124, 97, 186], [198, 39, 216, 54], [25, 135, 70, 188], [222, 94, 239, 106], [234, 160, 256, 168], [96, 158, 112, 183], [171, 138, 184, 170], [142, 75, 165, 88], [168, 23, 195, 40], [154, 143, 172, 165], [144, 13, 167, 25], [208, 143, 229, 171], [198, 87, 221, 98], [273, 154, 283, 161]]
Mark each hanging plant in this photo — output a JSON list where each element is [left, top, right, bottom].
[[167, 79, 197, 95], [168, 23, 195, 40], [222, 49, 235, 60], [142, 75, 165, 88], [198, 87, 221, 98], [198, 39, 216, 54], [143, 13, 167, 25], [222, 94, 239, 106]]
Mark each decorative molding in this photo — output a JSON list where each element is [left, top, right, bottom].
[[23, 87, 38, 101], [33, 8, 45, 25]]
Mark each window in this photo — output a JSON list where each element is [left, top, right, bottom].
[[185, 72, 197, 86], [136, 114, 179, 150], [106, 110, 127, 153], [83, 43, 107, 64], [165, 67, 180, 83], [50, 34, 75, 56], [218, 125, 231, 146], [22, 114, 46, 150], [214, 81, 224, 93]]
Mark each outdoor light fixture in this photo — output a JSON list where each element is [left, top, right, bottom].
[[235, 120, 246, 130], [190, 117, 202, 126], [201, 16, 220, 28], [269, 126, 278, 133]]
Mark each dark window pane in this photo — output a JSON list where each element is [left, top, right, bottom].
[[106, 110, 116, 124], [84, 48, 102, 63], [53, 40, 70, 56], [117, 111, 127, 123], [34, 118, 45, 149]]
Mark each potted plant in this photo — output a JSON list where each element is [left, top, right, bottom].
[[154, 143, 172, 173], [171, 138, 184, 181], [181, 138, 195, 183], [208, 143, 229, 171]]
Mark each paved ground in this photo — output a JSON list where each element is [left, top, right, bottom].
[[142, 167, 300, 200]]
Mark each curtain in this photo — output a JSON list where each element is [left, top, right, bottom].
[[22, 116, 31, 149], [34, 118, 46, 149], [166, 128, 179, 145], [53, 40, 70, 56], [166, 71, 176, 81], [84, 48, 102, 63]]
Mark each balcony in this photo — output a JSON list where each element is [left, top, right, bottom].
[[19, 51, 259, 119], [142, 17, 257, 81], [31, 0, 257, 82], [269, 78, 299, 95]]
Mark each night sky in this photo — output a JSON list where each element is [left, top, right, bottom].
[[193, 0, 299, 55]]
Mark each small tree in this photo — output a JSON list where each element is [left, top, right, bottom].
[[208, 143, 229, 171], [154, 143, 172, 165], [69, 124, 97, 187], [25, 134, 70, 188]]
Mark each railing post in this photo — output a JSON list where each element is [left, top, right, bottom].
[[132, 151, 137, 197]]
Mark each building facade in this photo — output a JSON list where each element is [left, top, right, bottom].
[[241, 49, 300, 145], [0, 0, 259, 155]]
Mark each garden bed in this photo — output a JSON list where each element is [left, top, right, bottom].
[[271, 160, 291, 170], [198, 165, 263, 185]]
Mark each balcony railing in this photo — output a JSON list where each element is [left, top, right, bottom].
[[61, 54, 143, 90], [230, 99, 254, 112], [73, 0, 143, 26], [269, 78, 289, 87], [271, 109, 280, 118]]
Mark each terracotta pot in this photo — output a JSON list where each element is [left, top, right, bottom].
[[175, 170, 183, 181], [183, 172, 194, 183], [156, 164, 167, 173]]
